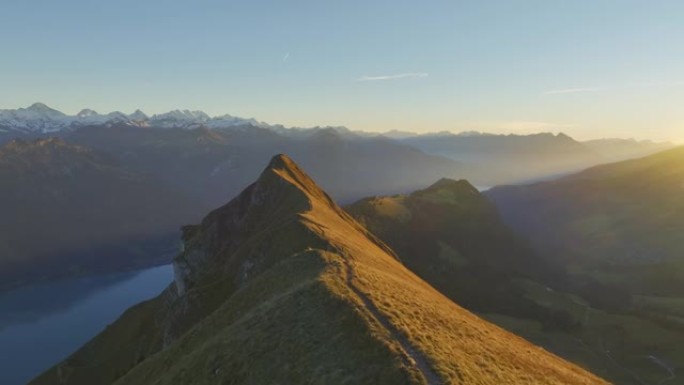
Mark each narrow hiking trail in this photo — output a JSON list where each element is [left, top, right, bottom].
[[646, 355, 676, 385], [343, 259, 443, 385]]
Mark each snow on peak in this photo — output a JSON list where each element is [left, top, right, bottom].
[[0, 103, 272, 134], [128, 109, 148, 121], [0, 103, 70, 133], [26, 102, 64, 115]]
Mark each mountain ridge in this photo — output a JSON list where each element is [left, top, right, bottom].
[[0, 103, 270, 134], [30, 154, 606, 385]]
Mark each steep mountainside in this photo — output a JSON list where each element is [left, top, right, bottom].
[[487, 145, 684, 296], [0, 138, 201, 292], [31, 155, 605, 385], [346, 179, 569, 326], [349, 179, 684, 384], [486, 146, 684, 384]]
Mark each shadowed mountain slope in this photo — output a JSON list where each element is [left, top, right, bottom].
[[31, 155, 605, 385], [485, 146, 684, 383], [346, 179, 570, 328], [487, 145, 684, 296], [0, 138, 200, 292]]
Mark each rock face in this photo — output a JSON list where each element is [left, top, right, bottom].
[[31, 154, 607, 385], [172, 155, 320, 296]]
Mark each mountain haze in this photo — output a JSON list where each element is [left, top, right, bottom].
[[0, 138, 200, 291], [401, 132, 672, 186], [346, 179, 567, 324], [348, 178, 684, 384], [487, 145, 684, 296], [402, 133, 602, 185], [486, 146, 684, 383], [31, 155, 605, 385], [66, 123, 465, 205]]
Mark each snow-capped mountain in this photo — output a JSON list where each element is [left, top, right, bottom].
[[0, 103, 73, 134], [0, 103, 270, 134]]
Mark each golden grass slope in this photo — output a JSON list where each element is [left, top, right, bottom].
[[32, 154, 607, 385]]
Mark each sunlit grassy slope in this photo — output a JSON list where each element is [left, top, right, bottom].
[[32, 155, 605, 385], [345, 179, 684, 384], [346, 179, 571, 328]]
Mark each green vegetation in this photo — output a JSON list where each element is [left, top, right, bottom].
[[486, 146, 684, 384], [31, 155, 604, 385], [486, 296, 684, 385], [488, 145, 684, 296], [348, 174, 684, 384], [347, 178, 570, 328]]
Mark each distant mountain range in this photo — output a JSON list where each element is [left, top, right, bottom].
[[1, 103, 672, 191], [0, 103, 268, 134], [30, 154, 605, 385], [0, 103, 674, 294], [64, 122, 466, 206], [401, 132, 673, 185]]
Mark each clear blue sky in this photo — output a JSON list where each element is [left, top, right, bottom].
[[2, 0, 683, 141]]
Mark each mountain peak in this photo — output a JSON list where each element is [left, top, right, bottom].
[[266, 153, 294, 170], [33, 154, 607, 385], [76, 109, 98, 117], [128, 109, 148, 121], [422, 177, 480, 198], [255, 153, 334, 207], [26, 102, 53, 111], [426, 177, 474, 190], [24, 102, 65, 117], [174, 153, 331, 295]]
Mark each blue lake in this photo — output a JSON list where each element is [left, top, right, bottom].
[[0, 264, 172, 385]]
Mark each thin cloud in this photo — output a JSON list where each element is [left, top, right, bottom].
[[544, 81, 684, 96], [282, 52, 290, 62], [543, 87, 601, 95], [357, 73, 428, 82], [626, 80, 684, 88]]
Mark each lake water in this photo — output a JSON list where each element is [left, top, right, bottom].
[[0, 264, 172, 385]]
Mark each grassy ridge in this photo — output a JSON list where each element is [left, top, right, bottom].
[[31, 155, 606, 385]]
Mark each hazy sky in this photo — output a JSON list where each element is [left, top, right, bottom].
[[2, 0, 683, 141]]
